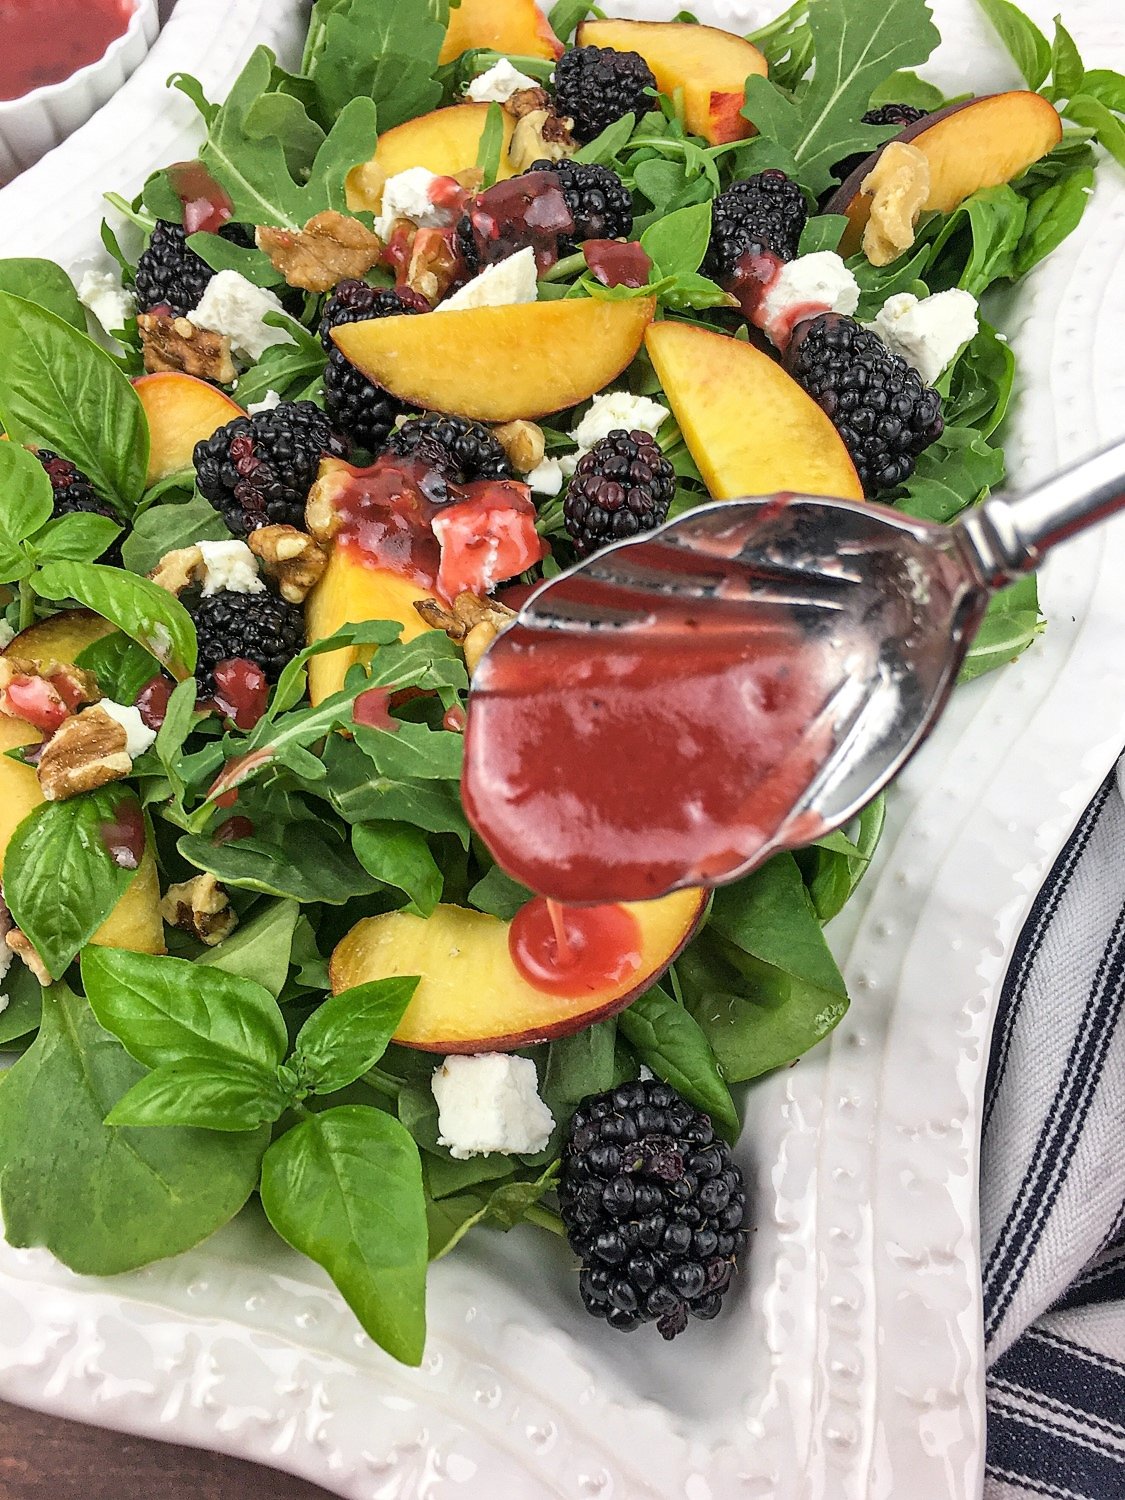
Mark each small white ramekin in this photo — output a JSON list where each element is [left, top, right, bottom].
[[0, 0, 160, 184]]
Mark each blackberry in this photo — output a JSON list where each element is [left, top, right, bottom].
[[560, 1079, 747, 1339], [783, 312, 944, 495], [527, 159, 634, 249], [190, 588, 305, 691], [563, 430, 674, 556], [194, 401, 346, 535], [553, 44, 657, 143], [133, 220, 214, 316], [34, 449, 123, 565], [386, 412, 513, 486], [319, 280, 425, 451], [832, 103, 929, 183], [703, 170, 807, 282]]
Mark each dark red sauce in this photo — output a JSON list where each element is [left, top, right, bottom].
[[330, 456, 545, 604], [583, 239, 652, 289], [208, 746, 274, 800], [211, 658, 269, 730], [3, 675, 70, 734], [463, 521, 852, 904], [136, 674, 173, 731], [724, 248, 784, 323], [353, 686, 398, 730], [0, 0, 133, 101], [213, 814, 254, 844], [509, 896, 643, 996], [168, 161, 234, 236], [427, 174, 472, 219], [100, 797, 146, 871], [443, 704, 467, 733], [459, 174, 573, 275]]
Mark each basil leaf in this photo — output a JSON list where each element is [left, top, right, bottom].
[[974, 0, 1051, 89], [33, 512, 122, 563], [1049, 17, 1085, 99], [468, 863, 533, 921], [798, 214, 847, 255], [197, 898, 301, 997], [35, 560, 197, 677], [618, 988, 739, 1140], [5, 789, 143, 978], [74, 632, 160, 704], [1063, 96, 1125, 170], [0, 258, 86, 330], [0, 441, 54, 545], [1012, 162, 1094, 278], [80, 947, 289, 1071], [0, 983, 266, 1274], [0, 292, 148, 510], [178, 827, 382, 904], [0, 965, 43, 1046], [121, 493, 232, 577], [260, 1105, 428, 1364], [959, 573, 1043, 681], [548, 0, 591, 45], [293, 977, 419, 1095], [639, 201, 712, 278], [187, 230, 286, 287], [352, 821, 444, 915], [797, 793, 886, 922], [428, 1166, 559, 1260], [106, 1057, 289, 1130], [541, 1021, 618, 1133]]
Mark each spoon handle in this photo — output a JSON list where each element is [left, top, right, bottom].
[[954, 437, 1125, 589]]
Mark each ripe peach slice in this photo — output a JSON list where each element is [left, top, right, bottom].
[[0, 614, 164, 955], [330, 889, 706, 1051], [306, 543, 439, 707], [332, 296, 657, 423], [133, 373, 243, 487], [826, 92, 1063, 256], [439, 0, 563, 65], [577, 17, 767, 145], [347, 104, 517, 211], [645, 321, 863, 502]]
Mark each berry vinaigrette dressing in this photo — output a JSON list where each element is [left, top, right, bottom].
[[0, 0, 134, 100]]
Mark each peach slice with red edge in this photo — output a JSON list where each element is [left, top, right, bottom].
[[576, 17, 767, 145], [346, 103, 516, 212], [645, 321, 864, 502], [824, 91, 1063, 257], [329, 889, 706, 1051], [439, 0, 562, 65], [0, 613, 164, 955], [133, 373, 243, 487], [331, 296, 658, 423]]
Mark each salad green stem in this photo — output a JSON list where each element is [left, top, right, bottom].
[[17, 579, 34, 633], [103, 192, 156, 234], [360, 1067, 403, 1102], [539, 252, 589, 284], [523, 1202, 566, 1236]]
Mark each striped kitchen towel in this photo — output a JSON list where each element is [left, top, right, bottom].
[[981, 762, 1125, 1499]]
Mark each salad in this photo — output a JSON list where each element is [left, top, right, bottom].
[[0, 0, 1121, 1365]]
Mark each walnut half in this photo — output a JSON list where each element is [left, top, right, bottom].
[[493, 420, 545, 474], [248, 525, 327, 603], [161, 873, 238, 947], [256, 211, 384, 293], [137, 313, 237, 383], [414, 592, 517, 675], [6, 928, 50, 985], [36, 705, 132, 801], [149, 545, 206, 597], [507, 106, 578, 172]]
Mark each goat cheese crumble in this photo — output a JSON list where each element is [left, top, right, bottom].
[[570, 390, 669, 452], [77, 268, 135, 337], [526, 456, 565, 495], [188, 270, 293, 363], [865, 289, 980, 386], [197, 539, 265, 597], [432, 1053, 555, 1159], [99, 700, 158, 759], [247, 389, 282, 415], [466, 58, 539, 103], [374, 167, 456, 241], [438, 246, 539, 311], [759, 252, 860, 347]]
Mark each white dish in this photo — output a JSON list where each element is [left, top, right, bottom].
[[0, 0, 159, 183], [1, 0, 1124, 1496]]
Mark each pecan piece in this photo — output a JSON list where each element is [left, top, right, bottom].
[[160, 873, 238, 947], [36, 704, 132, 801], [256, 211, 385, 293], [248, 525, 328, 603], [137, 312, 237, 383]]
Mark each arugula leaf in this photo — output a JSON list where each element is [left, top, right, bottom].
[[975, 0, 1051, 89], [354, 719, 465, 782], [799, 213, 848, 255], [0, 983, 266, 1274], [639, 201, 712, 278], [35, 560, 197, 677], [548, 0, 590, 45], [573, 113, 637, 166], [617, 988, 739, 1140], [260, 1105, 428, 1364], [352, 821, 444, 915], [477, 102, 506, 188], [173, 50, 377, 230], [106, 1058, 289, 1131], [187, 230, 285, 288], [868, 69, 947, 110], [0, 292, 149, 510], [959, 573, 1043, 681], [428, 1165, 559, 1260], [0, 259, 86, 330], [292, 977, 419, 1095], [303, 0, 447, 130], [741, 0, 940, 196]]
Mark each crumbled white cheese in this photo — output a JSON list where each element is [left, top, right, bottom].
[[0, 620, 15, 651], [77, 269, 135, 337], [197, 539, 265, 597], [864, 288, 980, 386], [759, 251, 860, 347], [432, 1053, 555, 1159], [374, 167, 455, 241], [466, 58, 540, 103], [99, 700, 158, 760], [526, 456, 565, 496], [188, 271, 293, 362], [570, 390, 669, 452], [247, 389, 282, 415], [437, 246, 539, 312]]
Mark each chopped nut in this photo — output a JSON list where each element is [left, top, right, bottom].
[[345, 158, 386, 216], [414, 591, 516, 673], [493, 420, 545, 474], [860, 141, 931, 267], [305, 458, 351, 543], [160, 873, 238, 947], [256, 211, 385, 293], [405, 227, 461, 306], [452, 167, 485, 195], [508, 108, 578, 172], [248, 525, 328, 603], [504, 86, 553, 120], [6, 928, 50, 985], [149, 545, 205, 596], [137, 312, 237, 382], [36, 704, 132, 801]]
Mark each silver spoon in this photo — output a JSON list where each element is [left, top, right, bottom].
[[495, 438, 1125, 886]]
